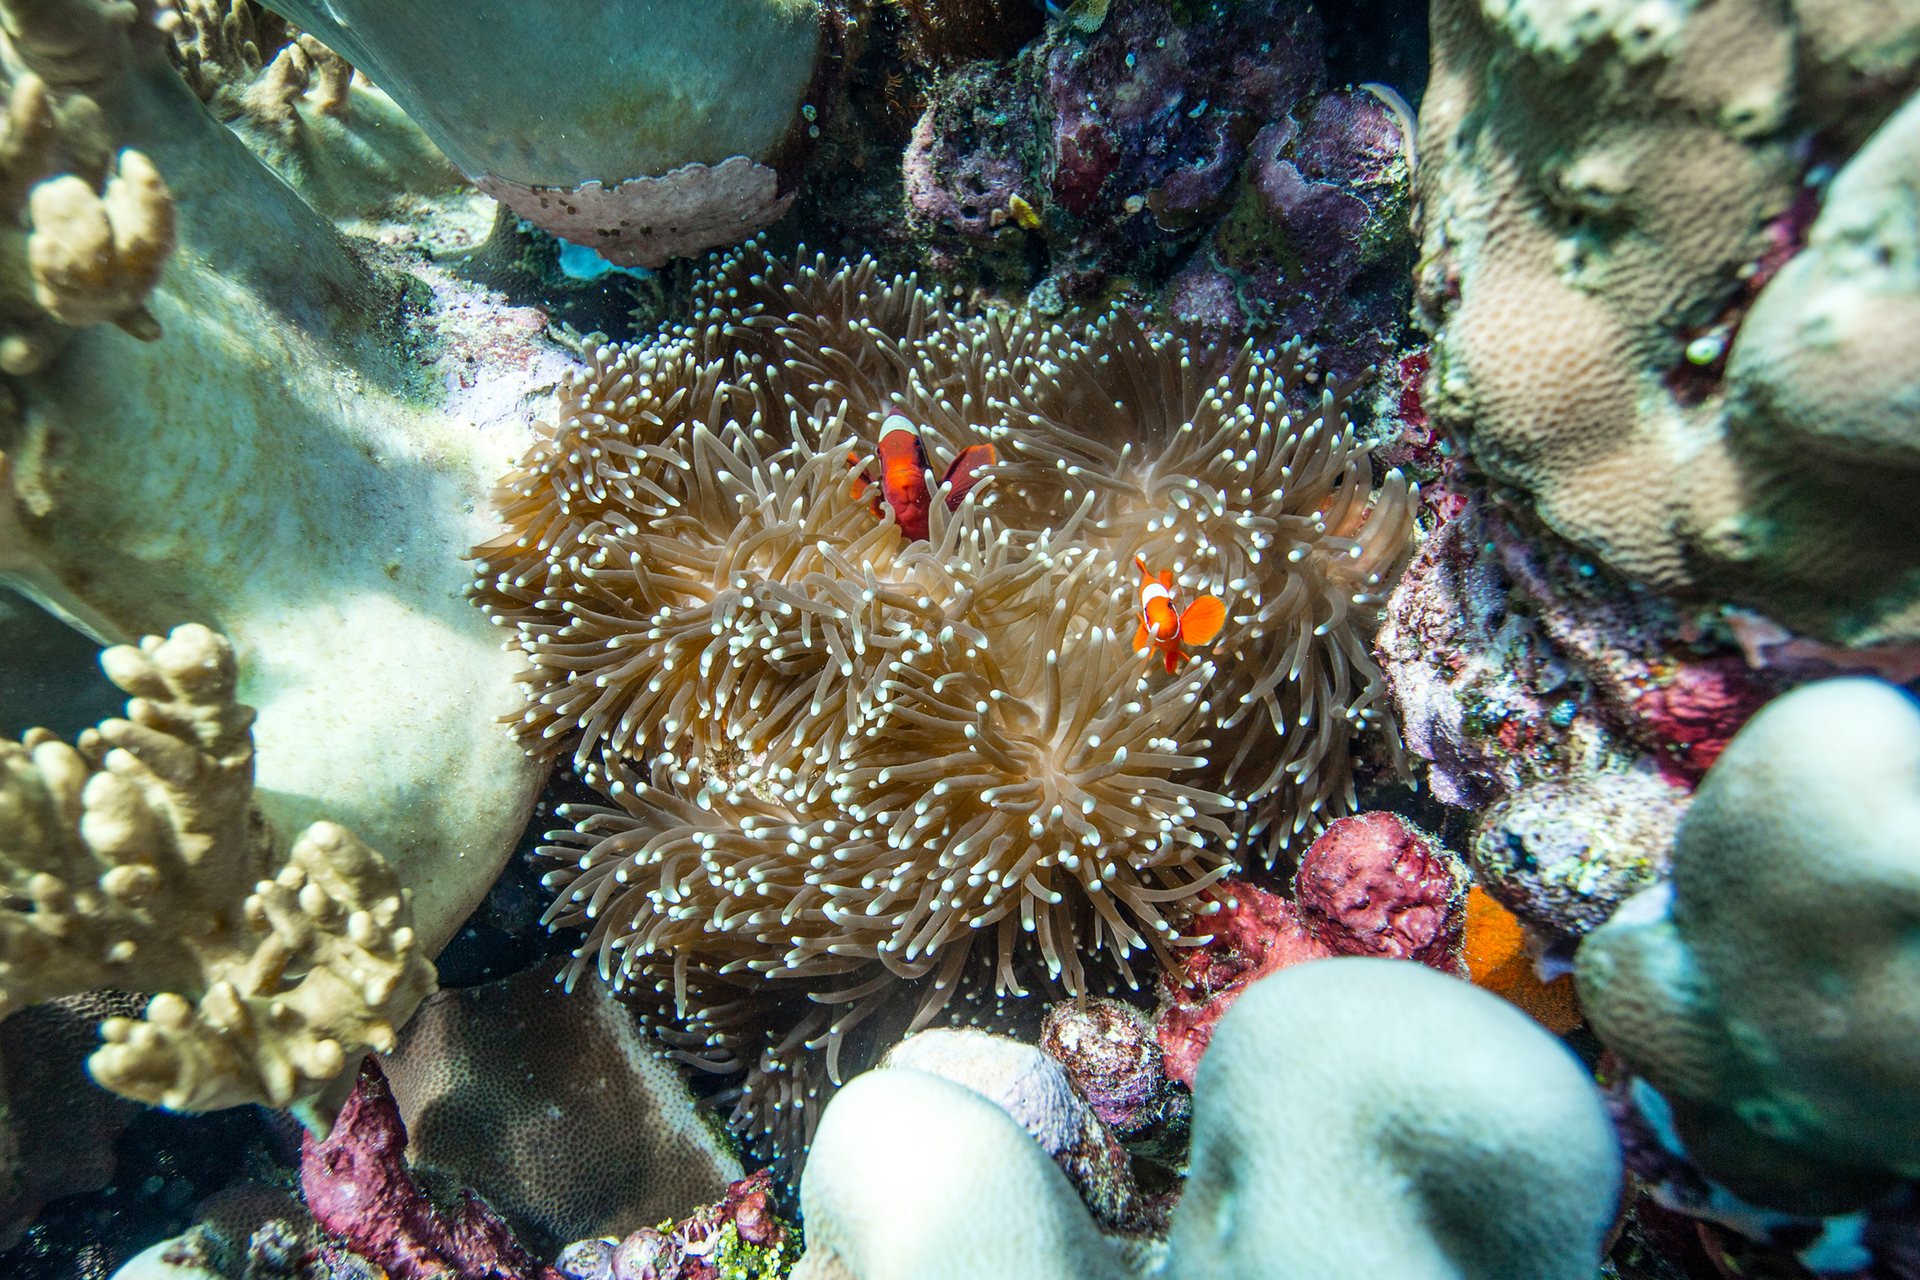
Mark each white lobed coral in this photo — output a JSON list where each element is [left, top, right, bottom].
[[792, 960, 1621, 1280]]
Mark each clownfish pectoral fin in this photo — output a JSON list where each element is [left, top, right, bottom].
[[940, 443, 997, 510], [1132, 619, 1153, 654], [1179, 595, 1227, 647]]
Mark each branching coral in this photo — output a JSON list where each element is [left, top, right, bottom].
[[472, 242, 1416, 1159], [0, 0, 176, 373], [0, 623, 435, 1126]]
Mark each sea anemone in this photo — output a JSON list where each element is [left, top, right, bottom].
[[470, 242, 1415, 1161]]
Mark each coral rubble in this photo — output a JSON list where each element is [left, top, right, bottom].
[[472, 242, 1416, 1161]]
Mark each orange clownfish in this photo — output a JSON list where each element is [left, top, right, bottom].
[[1133, 554, 1227, 673], [849, 414, 996, 542]]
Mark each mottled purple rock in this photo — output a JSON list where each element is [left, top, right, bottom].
[[1038, 997, 1186, 1144]]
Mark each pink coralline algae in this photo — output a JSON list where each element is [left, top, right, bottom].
[[1295, 812, 1469, 967], [1373, 348, 1470, 524], [1155, 814, 1467, 1086], [300, 1057, 561, 1280], [1629, 656, 1773, 782]]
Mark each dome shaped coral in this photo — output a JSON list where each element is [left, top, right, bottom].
[[470, 242, 1416, 1161]]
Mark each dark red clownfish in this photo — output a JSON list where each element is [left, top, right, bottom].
[[848, 414, 996, 542]]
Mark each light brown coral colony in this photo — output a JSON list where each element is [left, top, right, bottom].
[[471, 244, 1417, 1156]]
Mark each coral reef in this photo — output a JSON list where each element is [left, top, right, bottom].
[[791, 960, 1619, 1279], [0, 0, 549, 973], [300, 1056, 560, 1280], [1377, 498, 1789, 807], [899, 0, 1416, 394], [166, 0, 467, 226], [0, 0, 175, 378], [1416, 0, 1920, 643], [0, 624, 434, 1124], [1155, 813, 1466, 1086], [471, 242, 1416, 1159], [556, 1169, 796, 1280], [256, 0, 835, 265], [1578, 678, 1920, 1214], [383, 961, 740, 1247]]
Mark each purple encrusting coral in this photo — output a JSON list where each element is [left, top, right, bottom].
[[1170, 87, 1414, 384], [300, 1058, 561, 1280]]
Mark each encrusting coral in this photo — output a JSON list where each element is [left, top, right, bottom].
[[471, 240, 1417, 1160], [791, 960, 1620, 1280], [0, 623, 435, 1126], [1577, 677, 1920, 1215], [383, 960, 742, 1246], [253, 0, 836, 266]]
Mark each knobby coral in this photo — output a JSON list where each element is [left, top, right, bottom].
[[793, 961, 1619, 1280], [0, 0, 176, 376], [472, 242, 1416, 1161], [0, 624, 435, 1127]]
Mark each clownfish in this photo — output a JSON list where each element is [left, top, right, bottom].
[[1133, 554, 1227, 674], [849, 414, 996, 542]]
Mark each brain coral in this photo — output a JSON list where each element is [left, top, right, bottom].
[[471, 242, 1416, 1159]]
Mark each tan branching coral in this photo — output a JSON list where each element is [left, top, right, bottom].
[[0, 0, 176, 373], [167, 1, 351, 128], [0, 623, 436, 1128], [474, 244, 1415, 1160]]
